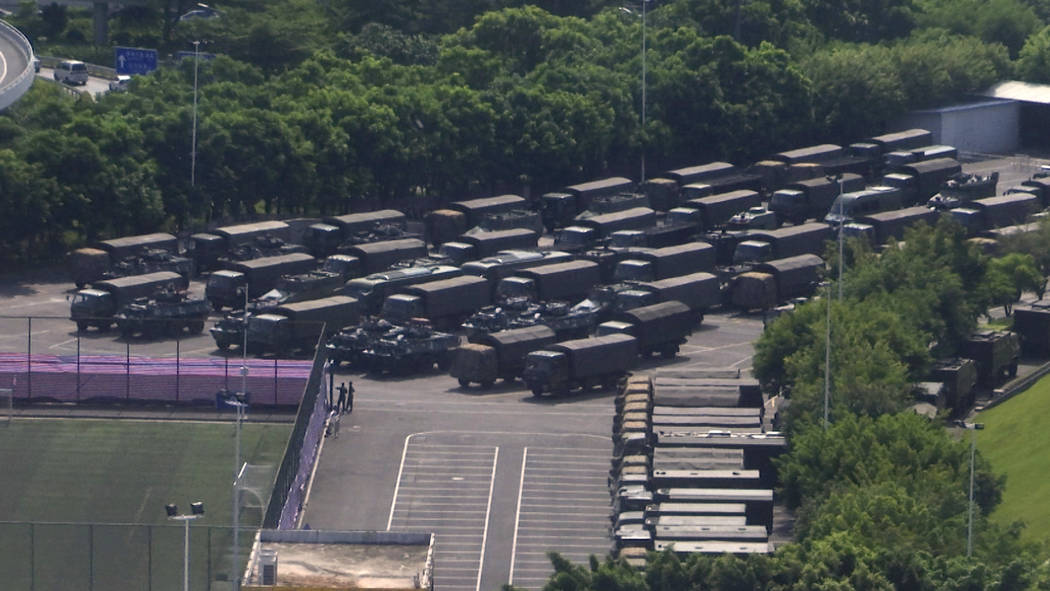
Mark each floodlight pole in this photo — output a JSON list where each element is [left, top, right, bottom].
[[837, 176, 844, 300], [640, 0, 647, 182], [968, 428, 975, 557], [168, 509, 203, 591], [191, 40, 200, 187], [824, 282, 830, 431]]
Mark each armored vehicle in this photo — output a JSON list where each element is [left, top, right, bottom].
[[115, 289, 210, 339], [361, 319, 460, 375]]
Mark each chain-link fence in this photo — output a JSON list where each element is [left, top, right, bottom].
[[0, 521, 254, 591], [0, 316, 311, 406]]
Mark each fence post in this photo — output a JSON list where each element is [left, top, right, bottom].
[[225, 355, 230, 391], [176, 338, 181, 402], [29, 522, 34, 591], [26, 317, 31, 400], [88, 523, 94, 591], [76, 334, 81, 402], [274, 359, 279, 405], [126, 341, 131, 401]]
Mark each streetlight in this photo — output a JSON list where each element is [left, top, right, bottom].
[[166, 501, 205, 591], [823, 280, 831, 430], [956, 420, 985, 557], [620, 1, 649, 182], [228, 394, 248, 590], [190, 40, 200, 187]]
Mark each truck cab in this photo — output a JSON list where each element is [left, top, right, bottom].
[[495, 277, 538, 303], [554, 226, 598, 251], [303, 223, 342, 257], [523, 350, 569, 395], [206, 270, 247, 311], [614, 260, 655, 283], [70, 289, 115, 329], [768, 189, 806, 224], [435, 242, 476, 266], [732, 240, 774, 265], [246, 313, 287, 352], [381, 294, 425, 324], [541, 192, 578, 231]]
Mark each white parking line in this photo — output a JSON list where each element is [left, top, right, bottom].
[[508, 447, 528, 584], [475, 447, 497, 591]]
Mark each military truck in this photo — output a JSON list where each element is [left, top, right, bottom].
[[608, 209, 702, 249], [448, 195, 528, 229], [115, 288, 211, 339], [541, 177, 636, 231], [460, 250, 574, 292], [425, 228, 539, 266], [342, 264, 463, 314], [1013, 300, 1050, 357], [495, 260, 602, 304], [303, 209, 406, 257], [927, 358, 979, 416], [555, 207, 657, 251], [960, 330, 1020, 387], [190, 221, 292, 271], [598, 301, 697, 358], [866, 128, 933, 153], [661, 162, 737, 187], [71, 271, 189, 332], [680, 190, 762, 231], [678, 173, 765, 203], [523, 333, 638, 396], [638, 177, 681, 211], [770, 143, 843, 165], [732, 222, 832, 265], [643, 272, 722, 317], [890, 158, 963, 203], [383, 275, 491, 331], [67, 232, 181, 287], [361, 319, 460, 374], [850, 206, 940, 246], [613, 242, 716, 283], [450, 325, 558, 388], [338, 238, 429, 275], [207, 252, 318, 311], [246, 296, 361, 355], [767, 174, 865, 226], [950, 193, 1039, 236], [216, 234, 309, 266], [728, 254, 824, 311]]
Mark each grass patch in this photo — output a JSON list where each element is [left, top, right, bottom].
[[977, 375, 1050, 545], [0, 418, 291, 590]]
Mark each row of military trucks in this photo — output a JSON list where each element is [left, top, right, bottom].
[[610, 373, 786, 560]]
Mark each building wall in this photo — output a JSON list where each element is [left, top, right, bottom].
[[895, 100, 1020, 155]]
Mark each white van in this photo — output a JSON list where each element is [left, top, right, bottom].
[[53, 60, 88, 85]]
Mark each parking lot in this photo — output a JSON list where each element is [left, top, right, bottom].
[[1, 154, 1046, 589]]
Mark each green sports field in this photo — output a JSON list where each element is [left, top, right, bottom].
[[0, 417, 291, 591], [977, 374, 1050, 545]]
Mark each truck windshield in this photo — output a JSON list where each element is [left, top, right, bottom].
[[556, 230, 590, 248], [497, 280, 533, 300]]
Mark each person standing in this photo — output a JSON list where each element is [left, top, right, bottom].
[[336, 382, 348, 415], [346, 381, 355, 414]]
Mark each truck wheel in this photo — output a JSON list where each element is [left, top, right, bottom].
[[189, 321, 205, 334], [98, 322, 111, 333], [437, 354, 452, 372], [531, 386, 544, 397], [76, 321, 88, 332], [480, 380, 495, 389], [216, 340, 230, 351], [210, 300, 223, 312], [660, 345, 677, 359], [458, 378, 471, 388], [1009, 360, 1018, 378]]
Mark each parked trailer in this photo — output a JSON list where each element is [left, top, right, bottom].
[[733, 222, 832, 264], [450, 325, 559, 388], [682, 190, 762, 231], [729, 254, 824, 311], [614, 242, 716, 282], [601, 301, 698, 358], [342, 264, 463, 314], [340, 238, 429, 274], [97, 233, 178, 261], [556, 207, 657, 251], [855, 206, 940, 245], [498, 260, 602, 303], [209, 252, 318, 308], [246, 295, 361, 355], [448, 194, 528, 228], [70, 271, 188, 332], [385, 275, 491, 330], [661, 162, 738, 186]]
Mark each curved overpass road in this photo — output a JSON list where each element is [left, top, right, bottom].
[[0, 28, 29, 89]]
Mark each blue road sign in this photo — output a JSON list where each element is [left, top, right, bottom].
[[114, 46, 158, 75]]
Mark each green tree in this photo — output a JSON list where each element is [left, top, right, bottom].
[[1016, 25, 1050, 82], [982, 252, 1044, 315]]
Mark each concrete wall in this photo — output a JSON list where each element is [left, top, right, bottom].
[[896, 100, 1020, 155]]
